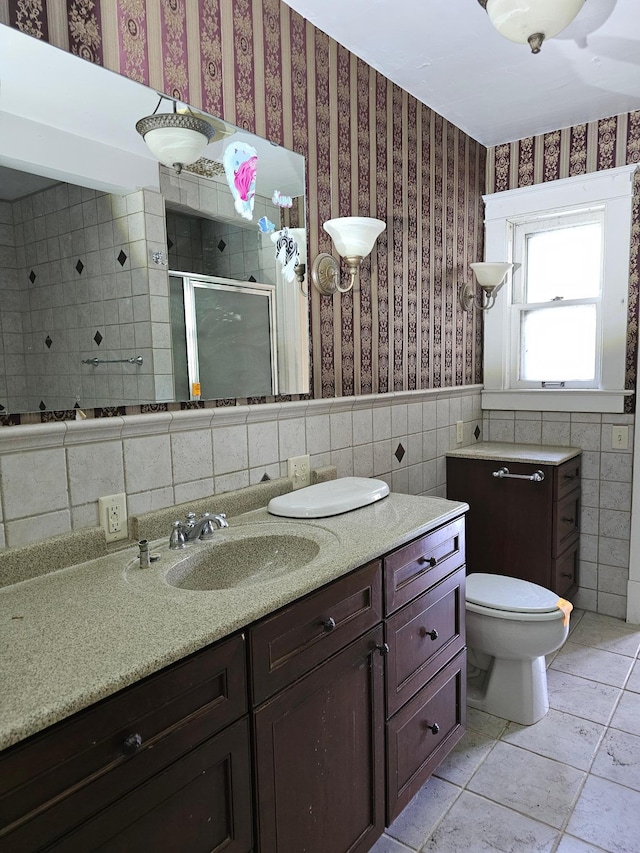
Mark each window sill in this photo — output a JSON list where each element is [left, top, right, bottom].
[[481, 389, 633, 414]]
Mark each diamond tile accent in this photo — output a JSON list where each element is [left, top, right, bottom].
[[260, 473, 271, 482], [217, 240, 226, 252], [167, 237, 174, 251], [39, 401, 46, 411], [395, 443, 405, 463], [117, 249, 127, 266], [45, 336, 52, 349], [248, 275, 257, 282], [94, 330, 103, 346], [28, 270, 36, 284], [75, 260, 84, 275], [474, 425, 481, 440]]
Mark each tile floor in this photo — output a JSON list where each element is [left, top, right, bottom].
[[371, 609, 640, 853]]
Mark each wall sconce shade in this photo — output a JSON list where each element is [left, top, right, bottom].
[[477, 0, 585, 53], [136, 98, 215, 173], [311, 216, 386, 295], [461, 261, 514, 312]]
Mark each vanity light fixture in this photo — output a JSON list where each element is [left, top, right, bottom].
[[460, 262, 515, 312], [136, 96, 215, 174], [476, 0, 585, 54], [311, 217, 386, 295]]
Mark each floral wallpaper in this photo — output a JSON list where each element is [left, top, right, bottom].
[[3, 0, 485, 409]]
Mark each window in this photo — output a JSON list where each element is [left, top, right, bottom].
[[482, 165, 636, 413]]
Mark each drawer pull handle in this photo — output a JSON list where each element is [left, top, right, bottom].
[[419, 556, 438, 567], [375, 642, 390, 656], [423, 722, 440, 735], [563, 473, 577, 480], [492, 466, 545, 483], [323, 617, 336, 632], [420, 628, 439, 640], [123, 733, 143, 756], [561, 572, 573, 578], [561, 516, 575, 524]]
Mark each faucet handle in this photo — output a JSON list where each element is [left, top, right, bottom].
[[212, 513, 228, 529], [169, 520, 187, 550], [184, 511, 197, 528], [197, 513, 217, 540]]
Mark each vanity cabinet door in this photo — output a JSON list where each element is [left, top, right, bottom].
[[254, 626, 385, 853], [48, 717, 253, 853]]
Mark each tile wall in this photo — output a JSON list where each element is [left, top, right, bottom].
[[0, 182, 172, 411], [0, 386, 482, 551], [483, 409, 635, 620]]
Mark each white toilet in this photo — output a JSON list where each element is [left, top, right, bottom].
[[465, 573, 572, 725]]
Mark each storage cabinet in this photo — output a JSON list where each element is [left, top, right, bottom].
[[0, 634, 252, 853], [446, 452, 580, 597], [1, 511, 468, 853]]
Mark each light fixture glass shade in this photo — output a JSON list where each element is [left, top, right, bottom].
[[485, 0, 585, 45], [323, 217, 386, 259], [136, 113, 214, 169], [470, 261, 513, 290]]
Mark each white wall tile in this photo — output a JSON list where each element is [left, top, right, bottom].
[[123, 434, 172, 492], [67, 442, 125, 506], [353, 408, 373, 446], [6, 509, 71, 548], [212, 425, 248, 475], [330, 411, 353, 450], [170, 430, 214, 485], [1, 448, 68, 520], [248, 420, 278, 468], [306, 414, 331, 454]]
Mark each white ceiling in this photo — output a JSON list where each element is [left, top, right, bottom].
[[283, 0, 640, 147]]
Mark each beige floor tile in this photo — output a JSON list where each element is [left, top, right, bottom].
[[422, 791, 558, 852], [546, 669, 622, 724], [626, 660, 640, 694], [465, 706, 509, 738], [433, 729, 498, 787], [385, 776, 460, 849], [566, 775, 640, 852], [570, 615, 640, 658], [466, 741, 585, 829], [556, 834, 615, 852], [591, 728, 640, 792], [550, 641, 634, 688], [501, 708, 605, 771], [367, 834, 414, 853]]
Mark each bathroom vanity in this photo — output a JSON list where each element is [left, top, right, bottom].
[[0, 493, 467, 852], [446, 442, 581, 597]]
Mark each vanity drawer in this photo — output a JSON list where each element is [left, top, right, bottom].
[[250, 560, 382, 705], [0, 633, 246, 838], [386, 568, 466, 717], [384, 516, 465, 615], [552, 539, 579, 598], [553, 487, 580, 557], [554, 457, 581, 501], [386, 650, 466, 824]]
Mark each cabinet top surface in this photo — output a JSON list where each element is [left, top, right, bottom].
[[446, 442, 581, 466], [0, 492, 467, 752]]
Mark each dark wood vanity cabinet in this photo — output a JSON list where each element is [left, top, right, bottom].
[[1, 513, 468, 853], [446, 453, 580, 598], [0, 634, 253, 853]]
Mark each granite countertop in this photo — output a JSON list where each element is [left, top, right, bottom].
[[446, 441, 581, 466], [0, 492, 467, 752]]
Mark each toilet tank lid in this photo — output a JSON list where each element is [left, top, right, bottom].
[[466, 573, 560, 613]]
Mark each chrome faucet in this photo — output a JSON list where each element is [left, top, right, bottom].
[[169, 512, 228, 550]]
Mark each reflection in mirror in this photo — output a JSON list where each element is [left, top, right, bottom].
[[0, 25, 308, 417]]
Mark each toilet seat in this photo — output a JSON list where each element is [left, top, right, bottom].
[[466, 573, 564, 622]]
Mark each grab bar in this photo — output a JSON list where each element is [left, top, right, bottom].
[[492, 466, 545, 483], [82, 356, 144, 366]]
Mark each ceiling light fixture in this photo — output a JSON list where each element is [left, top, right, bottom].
[[460, 262, 516, 312], [136, 96, 215, 174], [477, 0, 586, 54], [311, 217, 386, 295]]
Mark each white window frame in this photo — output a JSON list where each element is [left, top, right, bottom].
[[482, 164, 637, 413]]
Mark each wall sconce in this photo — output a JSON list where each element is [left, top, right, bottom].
[[460, 262, 515, 312], [136, 96, 215, 174], [311, 217, 386, 295], [477, 0, 585, 54]]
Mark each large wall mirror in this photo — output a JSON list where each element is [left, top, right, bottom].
[[0, 25, 309, 417]]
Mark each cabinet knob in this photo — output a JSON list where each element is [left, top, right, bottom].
[[374, 642, 390, 656], [423, 722, 440, 735], [418, 556, 437, 568], [322, 617, 336, 632], [422, 628, 438, 641], [122, 733, 143, 756], [561, 572, 573, 579]]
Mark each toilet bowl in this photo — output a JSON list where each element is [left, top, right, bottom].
[[465, 573, 572, 725]]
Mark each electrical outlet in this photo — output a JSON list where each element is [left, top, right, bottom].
[[98, 493, 128, 543], [287, 454, 311, 490], [611, 425, 629, 450], [456, 420, 464, 444]]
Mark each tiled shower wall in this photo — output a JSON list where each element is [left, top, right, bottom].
[[483, 410, 635, 621], [0, 183, 172, 411], [0, 387, 482, 551]]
